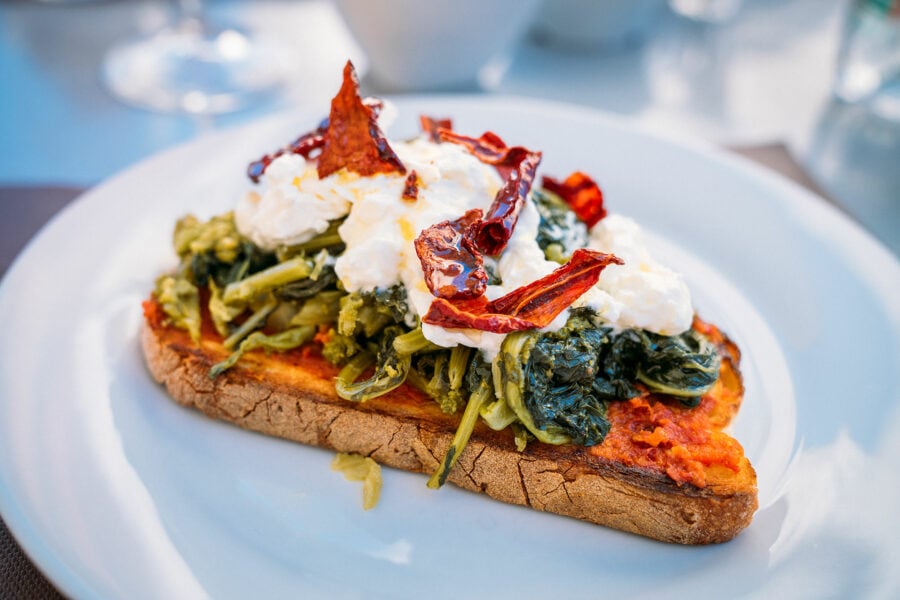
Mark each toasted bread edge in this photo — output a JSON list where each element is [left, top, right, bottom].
[[140, 321, 758, 544]]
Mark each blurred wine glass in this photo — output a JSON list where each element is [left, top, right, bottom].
[[832, 0, 900, 122], [648, 0, 744, 122], [102, 0, 290, 115]]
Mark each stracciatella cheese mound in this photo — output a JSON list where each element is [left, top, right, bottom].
[[580, 215, 693, 335], [236, 153, 352, 249], [234, 134, 693, 356]]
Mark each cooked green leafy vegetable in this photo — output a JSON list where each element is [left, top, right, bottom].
[[427, 381, 492, 489], [289, 290, 344, 327], [633, 329, 720, 401], [479, 395, 518, 431], [155, 275, 201, 343], [585, 326, 720, 406], [369, 285, 411, 324], [427, 352, 494, 488], [523, 311, 612, 446], [276, 265, 338, 301], [190, 240, 276, 289], [333, 347, 374, 384], [486, 309, 721, 448], [277, 218, 346, 258], [337, 286, 409, 338], [209, 325, 316, 378], [448, 346, 472, 398], [393, 326, 442, 355], [174, 214, 277, 288], [335, 326, 411, 402], [174, 213, 243, 263], [332, 452, 382, 510], [410, 351, 467, 414], [322, 329, 363, 366], [222, 296, 278, 349], [208, 281, 245, 337], [592, 331, 642, 401], [533, 189, 588, 263], [494, 331, 572, 445], [223, 256, 314, 305]]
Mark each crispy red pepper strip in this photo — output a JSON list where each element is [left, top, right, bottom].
[[317, 61, 406, 178], [420, 115, 453, 142], [541, 172, 607, 228], [435, 127, 542, 255], [247, 126, 326, 183], [488, 248, 622, 319], [402, 170, 419, 202], [246, 98, 386, 183], [422, 249, 623, 333], [475, 149, 542, 256], [414, 209, 487, 300], [421, 296, 536, 334], [437, 129, 524, 180]]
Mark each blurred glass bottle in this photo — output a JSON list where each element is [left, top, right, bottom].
[[833, 0, 900, 121]]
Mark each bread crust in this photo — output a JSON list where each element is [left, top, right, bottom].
[[141, 316, 757, 544]]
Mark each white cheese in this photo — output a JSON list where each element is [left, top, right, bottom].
[[235, 153, 351, 249], [493, 197, 557, 294], [580, 214, 693, 335]]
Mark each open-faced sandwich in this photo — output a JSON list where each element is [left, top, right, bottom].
[[142, 61, 757, 544]]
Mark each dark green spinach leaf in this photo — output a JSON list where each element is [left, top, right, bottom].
[[523, 310, 611, 446], [533, 189, 588, 263], [275, 265, 339, 300], [191, 240, 276, 288], [519, 309, 721, 446], [335, 325, 411, 402], [634, 329, 720, 400]]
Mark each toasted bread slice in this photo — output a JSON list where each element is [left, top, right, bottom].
[[141, 304, 757, 544]]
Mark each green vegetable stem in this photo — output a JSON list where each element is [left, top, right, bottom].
[[428, 381, 493, 489], [335, 326, 411, 402], [223, 256, 314, 305], [209, 326, 316, 378]]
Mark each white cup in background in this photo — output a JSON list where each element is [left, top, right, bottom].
[[333, 0, 541, 92]]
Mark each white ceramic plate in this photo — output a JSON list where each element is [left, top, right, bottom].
[[1, 97, 898, 599]]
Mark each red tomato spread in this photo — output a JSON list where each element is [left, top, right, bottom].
[[591, 378, 744, 488]]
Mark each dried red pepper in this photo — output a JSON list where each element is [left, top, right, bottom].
[[247, 125, 327, 183], [434, 127, 542, 255], [246, 99, 385, 183], [437, 129, 524, 180], [317, 61, 406, 179], [414, 209, 488, 300], [420, 115, 453, 142], [422, 249, 622, 333], [541, 171, 607, 228], [488, 248, 621, 320], [438, 129, 507, 156], [421, 296, 537, 334], [402, 170, 419, 202], [475, 149, 541, 256]]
